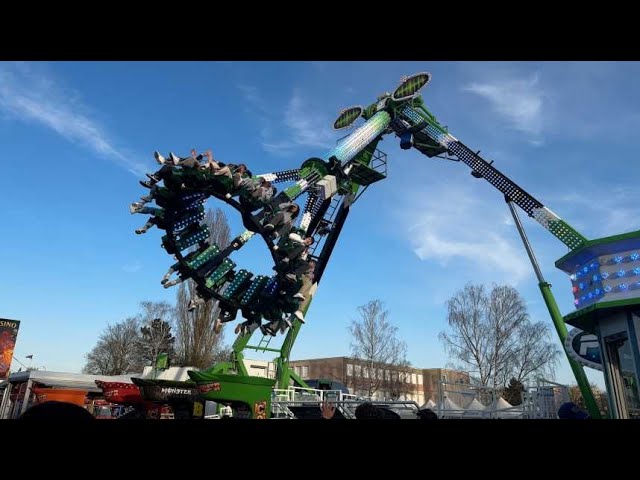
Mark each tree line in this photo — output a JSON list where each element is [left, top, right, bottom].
[[440, 283, 562, 393], [347, 284, 561, 405], [83, 209, 232, 375]]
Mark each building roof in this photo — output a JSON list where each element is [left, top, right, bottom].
[[437, 396, 463, 411], [8, 371, 143, 393], [420, 399, 436, 410], [491, 397, 513, 410], [8, 366, 199, 393], [466, 398, 486, 410], [140, 366, 197, 381], [289, 356, 348, 363], [290, 356, 469, 376]]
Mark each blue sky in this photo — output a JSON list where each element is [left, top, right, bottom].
[[3, 61, 640, 389]]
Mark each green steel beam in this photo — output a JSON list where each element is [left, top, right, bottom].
[[507, 198, 601, 418]]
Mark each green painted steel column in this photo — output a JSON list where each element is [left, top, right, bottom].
[[276, 295, 313, 389], [538, 282, 601, 418], [506, 198, 601, 419]]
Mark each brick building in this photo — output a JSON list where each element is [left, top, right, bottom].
[[289, 356, 469, 406]]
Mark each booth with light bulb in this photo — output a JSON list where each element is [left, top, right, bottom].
[[557, 230, 640, 418]]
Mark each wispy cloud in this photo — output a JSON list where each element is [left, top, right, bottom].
[[459, 63, 640, 145], [463, 73, 543, 137], [400, 182, 531, 284], [503, 214, 515, 226], [283, 89, 335, 149], [0, 62, 146, 176], [238, 84, 336, 155], [552, 186, 640, 237], [122, 263, 142, 273], [238, 84, 268, 115]]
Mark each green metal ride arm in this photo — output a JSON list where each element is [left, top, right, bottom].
[[392, 97, 589, 251], [274, 138, 384, 390], [387, 89, 599, 416]]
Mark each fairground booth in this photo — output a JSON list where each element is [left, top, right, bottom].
[[557, 231, 640, 418], [0, 370, 138, 419]]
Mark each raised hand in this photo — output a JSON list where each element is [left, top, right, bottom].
[[320, 400, 336, 420]]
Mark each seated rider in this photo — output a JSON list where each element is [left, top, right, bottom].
[[275, 232, 314, 269], [131, 186, 204, 213], [285, 259, 316, 324], [187, 292, 208, 311], [131, 204, 203, 235], [200, 150, 231, 177], [263, 202, 300, 239], [262, 259, 316, 337], [294, 259, 316, 313], [141, 149, 206, 188], [233, 310, 263, 336], [213, 303, 239, 334], [153, 150, 181, 166], [131, 205, 166, 234], [212, 162, 244, 180], [232, 165, 250, 190], [159, 246, 208, 286], [238, 178, 277, 212], [162, 244, 224, 288], [250, 178, 276, 203]]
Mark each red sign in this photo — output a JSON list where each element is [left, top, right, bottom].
[[0, 319, 20, 380], [198, 382, 221, 393]]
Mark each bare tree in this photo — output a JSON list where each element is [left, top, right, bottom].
[[135, 301, 176, 366], [205, 207, 232, 249], [83, 318, 144, 375], [138, 318, 176, 367], [439, 284, 492, 387], [439, 283, 561, 389], [485, 285, 531, 388], [175, 208, 233, 368], [138, 301, 175, 326], [348, 300, 410, 399], [386, 339, 414, 401], [509, 321, 561, 385]]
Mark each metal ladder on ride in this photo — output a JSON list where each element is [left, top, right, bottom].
[[256, 334, 274, 350], [307, 194, 343, 262], [244, 190, 343, 348], [305, 147, 387, 261], [243, 332, 279, 354], [243, 148, 385, 349]]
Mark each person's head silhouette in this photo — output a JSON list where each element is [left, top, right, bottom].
[[20, 401, 95, 420], [557, 402, 589, 419], [354, 402, 400, 419], [417, 408, 438, 420]]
